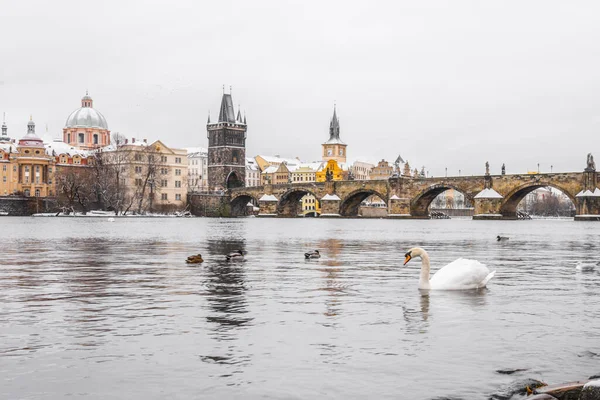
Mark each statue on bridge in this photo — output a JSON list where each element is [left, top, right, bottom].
[[586, 153, 596, 171], [326, 169, 333, 182], [485, 161, 490, 176], [501, 163, 506, 175], [403, 161, 411, 177]]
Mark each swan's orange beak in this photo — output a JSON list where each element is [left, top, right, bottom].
[[403, 254, 411, 265]]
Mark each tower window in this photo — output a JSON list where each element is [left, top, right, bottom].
[[78, 133, 85, 143], [93, 134, 98, 144]]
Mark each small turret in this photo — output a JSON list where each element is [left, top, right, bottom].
[[0, 112, 8, 141]]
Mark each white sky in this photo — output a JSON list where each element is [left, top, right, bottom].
[[1, 0, 599, 176]]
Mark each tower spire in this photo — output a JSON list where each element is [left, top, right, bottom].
[[207, 110, 211, 124], [329, 103, 340, 140]]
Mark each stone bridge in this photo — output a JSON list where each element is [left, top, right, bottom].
[[224, 168, 600, 220]]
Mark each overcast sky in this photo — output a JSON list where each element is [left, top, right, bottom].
[[1, 1, 599, 176]]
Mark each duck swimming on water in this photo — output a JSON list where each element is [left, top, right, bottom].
[[305, 250, 321, 259], [497, 235, 509, 242], [186, 254, 204, 264], [226, 250, 245, 261]]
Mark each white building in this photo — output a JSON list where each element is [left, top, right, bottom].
[[245, 157, 261, 187], [349, 159, 375, 180], [186, 147, 208, 192]]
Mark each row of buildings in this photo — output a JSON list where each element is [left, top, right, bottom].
[[1, 90, 426, 215]]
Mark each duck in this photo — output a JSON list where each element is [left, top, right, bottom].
[[497, 235, 509, 242], [226, 250, 245, 261], [186, 254, 204, 264], [403, 247, 496, 290], [305, 250, 321, 259], [575, 261, 597, 272]]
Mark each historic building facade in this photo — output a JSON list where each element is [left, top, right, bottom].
[[322, 106, 347, 164], [370, 159, 394, 180], [63, 92, 110, 150], [245, 157, 261, 187], [101, 138, 188, 212], [187, 147, 208, 192], [207, 91, 247, 192], [0, 118, 56, 197]]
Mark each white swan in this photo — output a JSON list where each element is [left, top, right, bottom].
[[403, 247, 496, 290]]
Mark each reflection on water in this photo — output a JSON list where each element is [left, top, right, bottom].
[[1, 217, 600, 399]]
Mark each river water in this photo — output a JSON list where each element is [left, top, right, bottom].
[[1, 217, 599, 399]]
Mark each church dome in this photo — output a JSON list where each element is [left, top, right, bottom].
[[65, 93, 108, 130]]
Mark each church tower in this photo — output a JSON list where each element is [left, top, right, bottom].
[[207, 89, 247, 191], [322, 105, 347, 164]]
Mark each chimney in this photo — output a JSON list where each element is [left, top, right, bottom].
[[143, 139, 147, 143], [132, 138, 136, 143], [125, 139, 129, 144]]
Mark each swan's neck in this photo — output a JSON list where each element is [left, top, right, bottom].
[[419, 251, 431, 290]]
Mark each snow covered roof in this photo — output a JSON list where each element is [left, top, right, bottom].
[[390, 195, 401, 200], [474, 188, 504, 199], [186, 146, 208, 157], [257, 155, 301, 165], [323, 137, 346, 145], [321, 194, 341, 201], [261, 165, 280, 174], [259, 194, 278, 202], [45, 140, 91, 157], [288, 162, 322, 173], [0, 142, 13, 153], [576, 188, 600, 197]]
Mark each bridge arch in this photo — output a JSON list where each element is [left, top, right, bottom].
[[339, 189, 388, 217], [411, 184, 473, 218], [230, 193, 259, 217], [277, 188, 321, 217], [499, 182, 576, 219]]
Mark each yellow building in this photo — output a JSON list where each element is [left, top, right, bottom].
[[0, 118, 56, 197], [316, 159, 348, 182], [322, 106, 347, 164]]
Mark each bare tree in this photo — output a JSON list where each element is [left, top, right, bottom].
[[55, 167, 94, 214], [133, 143, 166, 214], [92, 132, 134, 215]]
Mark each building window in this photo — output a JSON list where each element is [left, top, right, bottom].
[[2, 165, 6, 171], [161, 193, 168, 200], [24, 189, 30, 197], [67, 133, 71, 143], [48, 167, 52, 173], [134, 153, 142, 161], [160, 168, 168, 175], [175, 157, 181, 164], [175, 169, 181, 176], [175, 194, 181, 201], [2, 176, 5, 182], [135, 178, 143, 186], [175, 180, 181, 188], [135, 166, 142, 173], [35, 189, 40, 197], [93, 134, 98, 144], [78, 133, 84, 143], [161, 156, 167, 162], [161, 180, 168, 187]]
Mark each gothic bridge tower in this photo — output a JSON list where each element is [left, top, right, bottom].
[[207, 90, 247, 191]]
